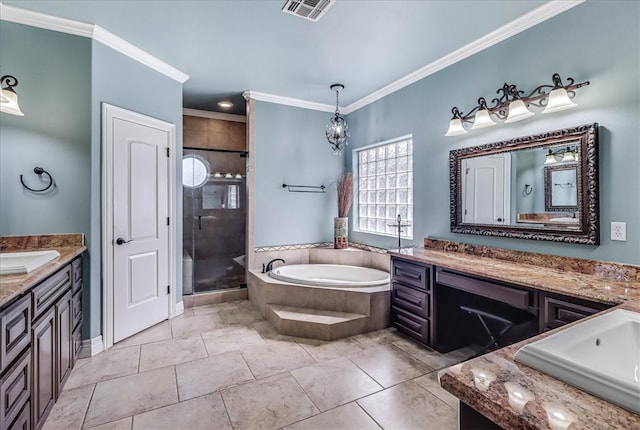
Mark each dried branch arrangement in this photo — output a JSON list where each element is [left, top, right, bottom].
[[337, 171, 354, 218]]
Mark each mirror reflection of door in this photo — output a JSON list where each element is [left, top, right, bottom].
[[545, 164, 578, 211], [461, 153, 511, 225]]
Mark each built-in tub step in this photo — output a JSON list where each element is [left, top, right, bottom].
[[266, 304, 368, 341]]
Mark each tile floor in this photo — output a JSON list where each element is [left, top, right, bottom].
[[43, 300, 474, 430]]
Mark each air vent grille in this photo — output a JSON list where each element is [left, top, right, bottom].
[[282, 0, 335, 22]]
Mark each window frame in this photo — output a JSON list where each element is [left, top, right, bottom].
[[352, 134, 414, 239]]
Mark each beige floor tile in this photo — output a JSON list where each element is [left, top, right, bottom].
[[393, 338, 474, 370], [138, 335, 208, 372], [295, 337, 363, 362], [240, 341, 316, 379], [350, 328, 405, 348], [218, 304, 265, 325], [65, 346, 140, 389], [192, 302, 238, 315], [291, 357, 382, 411], [284, 402, 381, 430], [83, 417, 132, 430], [413, 372, 460, 410], [201, 324, 266, 355], [83, 367, 178, 428], [175, 350, 254, 400], [43, 384, 94, 430], [171, 312, 225, 338], [132, 392, 231, 430], [348, 344, 432, 387], [252, 320, 297, 343], [357, 380, 457, 430], [112, 320, 172, 349], [222, 373, 319, 430]]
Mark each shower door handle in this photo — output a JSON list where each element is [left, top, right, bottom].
[[198, 215, 202, 230]]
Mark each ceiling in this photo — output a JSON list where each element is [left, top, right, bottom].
[[4, 0, 562, 116]]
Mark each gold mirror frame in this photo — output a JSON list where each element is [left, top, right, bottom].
[[450, 123, 599, 244]]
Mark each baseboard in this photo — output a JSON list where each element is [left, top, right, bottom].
[[78, 335, 104, 358]]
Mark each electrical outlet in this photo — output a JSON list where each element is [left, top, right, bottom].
[[611, 222, 626, 241]]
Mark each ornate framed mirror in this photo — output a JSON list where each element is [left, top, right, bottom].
[[450, 123, 599, 244]]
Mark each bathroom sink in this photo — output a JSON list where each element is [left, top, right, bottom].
[[0, 250, 61, 275], [514, 309, 640, 414]]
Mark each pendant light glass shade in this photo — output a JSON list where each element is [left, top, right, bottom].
[[470, 109, 496, 130], [444, 118, 467, 136], [325, 84, 349, 155], [504, 99, 534, 123], [542, 87, 577, 114], [0, 87, 24, 117]]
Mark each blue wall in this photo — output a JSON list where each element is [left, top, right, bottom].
[[345, 1, 640, 264], [254, 101, 343, 246]]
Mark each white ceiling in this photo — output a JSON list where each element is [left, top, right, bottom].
[[3, 1, 581, 115]]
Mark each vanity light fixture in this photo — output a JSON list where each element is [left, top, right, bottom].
[[1, 75, 24, 116], [444, 73, 589, 137], [325, 83, 350, 155], [544, 146, 578, 165]]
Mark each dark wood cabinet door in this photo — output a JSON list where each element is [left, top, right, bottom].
[[56, 290, 74, 393], [32, 307, 56, 430], [391, 258, 431, 291], [0, 295, 31, 372], [7, 401, 30, 430], [540, 292, 609, 331], [0, 351, 30, 430]]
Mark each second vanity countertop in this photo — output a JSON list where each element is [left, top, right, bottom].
[[0, 234, 86, 308]]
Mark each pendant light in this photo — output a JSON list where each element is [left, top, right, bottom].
[[325, 84, 349, 155]]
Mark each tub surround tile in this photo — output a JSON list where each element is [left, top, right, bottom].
[[240, 341, 315, 379], [42, 384, 94, 430], [438, 299, 640, 429], [132, 392, 232, 430], [283, 403, 382, 430], [138, 335, 208, 371], [84, 367, 178, 428], [357, 380, 457, 430], [347, 344, 433, 388], [175, 350, 254, 400], [290, 357, 383, 411], [221, 373, 319, 430]]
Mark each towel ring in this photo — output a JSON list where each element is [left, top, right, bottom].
[[20, 167, 55, 192]]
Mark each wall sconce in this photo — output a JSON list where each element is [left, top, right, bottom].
[[325, 83, 350, 155], [445, 73, 589, 137], [1, 75, 24, 116], [544, 146, 578, 165]]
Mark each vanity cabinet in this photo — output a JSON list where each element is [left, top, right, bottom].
[[540, 291, 609, 331], [390, 258, 433, 344], [0, 255, 82, 430]]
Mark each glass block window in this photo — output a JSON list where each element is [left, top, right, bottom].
[[354, 135, 413, 238]]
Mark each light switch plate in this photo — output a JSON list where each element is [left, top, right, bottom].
[[611, 222, 626, 241]]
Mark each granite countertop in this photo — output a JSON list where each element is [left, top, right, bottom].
[[0, 234, 86, 308], [438, 299, 640, 429], [388, 247, 639, 305]]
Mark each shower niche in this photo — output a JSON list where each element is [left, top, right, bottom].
[[183, 148, 247, 294]]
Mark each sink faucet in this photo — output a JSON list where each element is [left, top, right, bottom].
[[263, 258, 285, 273]]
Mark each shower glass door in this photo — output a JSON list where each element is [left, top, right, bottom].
[[183, 148, 247, 294]]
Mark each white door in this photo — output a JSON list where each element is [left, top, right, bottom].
[[104, 105, 173, 343], [462, 154, 511, 225]]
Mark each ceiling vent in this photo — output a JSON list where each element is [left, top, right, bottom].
[[282, 0, 335, 22]]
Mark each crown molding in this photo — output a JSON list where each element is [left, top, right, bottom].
[[342, 0, 585, 114], [183, 108, 246, 123], [0, 3, 189, 84], [243, 91, 336, 113]]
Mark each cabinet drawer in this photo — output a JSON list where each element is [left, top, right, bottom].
[[392, 283, 429, 317], [32, 265, 71, 318], [391, 306, 429, 343], [541, 294, 609, 331], [392, 259, 430, 291], [0, 350, 30, 430], [0, 295, 31, 372], [72, 257, 82, 294], [72, 290, 82, 330]]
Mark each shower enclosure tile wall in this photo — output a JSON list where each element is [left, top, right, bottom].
[[183, 148, 247, 294]]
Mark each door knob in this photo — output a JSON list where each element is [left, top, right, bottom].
[[497, 218, 503, 222], [116, 237, 132, 245]]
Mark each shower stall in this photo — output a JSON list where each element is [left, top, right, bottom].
[[182, 148, 247, 294]]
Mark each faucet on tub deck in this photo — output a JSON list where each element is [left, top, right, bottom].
[[263, 258, 285, 273]]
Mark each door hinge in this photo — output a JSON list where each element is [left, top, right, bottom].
[[167, 217, 170, 226], [465, 168, 470, 174], [166, 147, 170, 157], [167, 285, 170, 294]]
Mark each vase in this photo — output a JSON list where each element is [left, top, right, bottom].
[[334, 217, 348, 249]]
